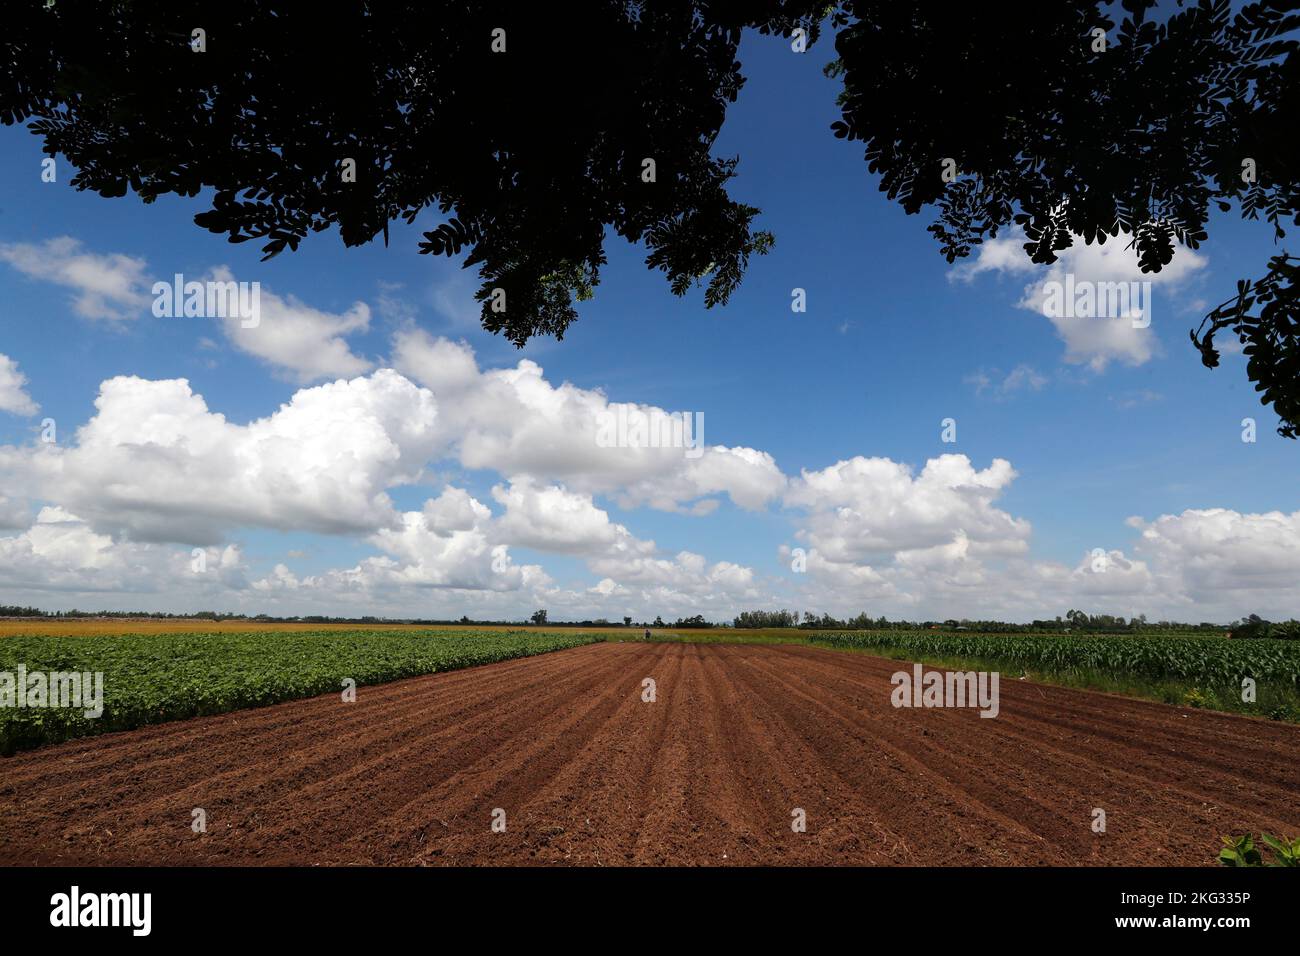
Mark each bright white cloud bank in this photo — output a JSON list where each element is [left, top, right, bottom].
[[391, 328, 787, 513], [0, 353, 39, 416], [213, 266, 374, 382], [0, 369, 438, 544], [952, 229, 1206, 370], [0, 322, 1296, 621]]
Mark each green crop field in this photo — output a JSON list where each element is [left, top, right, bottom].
[[0, 628, 602, 754], [816, 630, 1300, 685], [814, 630, 1300, 720], [6, 623, 1299, 755]]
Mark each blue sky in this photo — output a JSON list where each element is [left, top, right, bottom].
[[0, 30, 1296, 623]]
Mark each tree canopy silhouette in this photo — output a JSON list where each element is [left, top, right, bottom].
[[825, 0, 1299, 435], [4, 1, 1298, 433]]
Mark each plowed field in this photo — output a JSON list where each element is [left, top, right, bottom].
[[2, 642, 1295, 866]]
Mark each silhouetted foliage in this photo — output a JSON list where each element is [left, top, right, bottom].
[[5, 1, 1298, 430], [671, 614, 713, 628], [826, 0, 1300, 434], [2, 1, 817, 346], [1229, 613, 1300, 638], [1193, 254, 1300, 437]]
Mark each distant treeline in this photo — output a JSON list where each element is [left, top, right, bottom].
[[0, 607, 417, 623], [0, 607, 637, 627], [0, 606, 685, 630], [2, 605, 1294, 638], [732, 608, 1237, 633], [731, 608, 1298, 638]]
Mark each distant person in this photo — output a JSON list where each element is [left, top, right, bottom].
[[644, 627, 651, 641]]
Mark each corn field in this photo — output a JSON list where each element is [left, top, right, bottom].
[[816, 630, 1300, 688]]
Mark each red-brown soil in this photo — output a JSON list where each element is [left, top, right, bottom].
[[1, 642, 1296, 866]]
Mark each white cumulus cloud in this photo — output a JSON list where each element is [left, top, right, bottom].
[[951, 229, 1206, 370], [0, 354, 39, 415], [0, 237, 150, 321], [0, 369, 438, 544]]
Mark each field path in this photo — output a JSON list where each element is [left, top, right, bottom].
[[2, 642, 1296, 865]]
